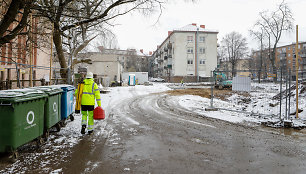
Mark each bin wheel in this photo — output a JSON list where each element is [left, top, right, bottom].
[[56, 123, 61, 132], [70, 115, 74, 121], [9, 151, 18, 163], [44, 130, 50, 141], [60, 121, 67, 127], [36, 137, 44, 148]]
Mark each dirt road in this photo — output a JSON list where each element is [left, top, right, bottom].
[[64, 92, 306, 173], [1, 87, 305, 173]]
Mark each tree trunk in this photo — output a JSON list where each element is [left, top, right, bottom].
[[271, 49, 277, 82], [53, 26, 67, 80]]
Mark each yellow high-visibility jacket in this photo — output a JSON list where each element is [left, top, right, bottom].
[[75, 78, 101, 106]]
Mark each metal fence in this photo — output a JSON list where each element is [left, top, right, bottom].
[[0, 60, 71, 90], [209, 68, 306, 123]]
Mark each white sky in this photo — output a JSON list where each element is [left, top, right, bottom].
[[110, 0, 306, 53]]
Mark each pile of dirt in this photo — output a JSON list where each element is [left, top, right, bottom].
[[166, 88, 232, 100]]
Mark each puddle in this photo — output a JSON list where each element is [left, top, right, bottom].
[[261, 126, 306, 140]]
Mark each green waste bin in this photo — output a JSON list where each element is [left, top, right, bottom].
[[0, 88, 47, 153], [31, 86, 63, 132]]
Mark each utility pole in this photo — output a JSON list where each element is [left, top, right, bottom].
[[295, 25, 299, 119], [29, 13, 33, 87], [49, 24, 54, 85], [196, 27, 199, 82]]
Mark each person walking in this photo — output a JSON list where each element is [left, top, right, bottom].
[[75, 71, 101, 134], [180, 78, 184, 87]]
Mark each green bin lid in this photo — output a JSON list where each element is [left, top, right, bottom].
[[30, 86, 63, 95], [0, 88, 47, 103]]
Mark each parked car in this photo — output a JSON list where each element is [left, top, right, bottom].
[[150, 77, 165, 82]]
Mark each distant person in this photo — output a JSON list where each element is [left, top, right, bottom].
[[180, 79, 184, 86], [75, 71, 101, 135]]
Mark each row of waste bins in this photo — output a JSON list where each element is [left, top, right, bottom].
[[0, 85, 75, 160]]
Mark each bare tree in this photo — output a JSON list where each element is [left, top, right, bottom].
[[249, 27, 266, 82], [93, 30, 119, 51], [0, 0, 34, 46], [255, 0, 294, 81], [221, 31, 248, 77], [34, 0, 165, 79]]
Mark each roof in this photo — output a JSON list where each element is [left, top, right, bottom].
[[173, 24, 218, 33], [154, 24, 219, 52]]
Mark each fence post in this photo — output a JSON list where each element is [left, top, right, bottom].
[[33, 70, 36, 87], [285, 69, 288, 120], [7, 69, 11, 89], [22, 73, 25, 87], [210, 70, 214, 108], [205, 70, 218, 111], [41, 78, 45, 86], [288, 69, 291, 118], [0, 71, 4, 90], [279, 68, 282, 121], [17, 68, 21, 88]]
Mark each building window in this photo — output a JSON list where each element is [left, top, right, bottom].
[[288, 53, 291, 57], [288, 46, 291, 50], [187, 47, 193, 54], [199, 36, 205, 42], [200, 59, 205, 64], [282, 47, 286, 52], [199, 48, 205, 54], [187, 59, 193, 64], [187, 36, 193, 42], [298, 45, 301, 49]]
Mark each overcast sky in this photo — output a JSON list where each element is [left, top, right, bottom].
[[110, 0, 306, 53]]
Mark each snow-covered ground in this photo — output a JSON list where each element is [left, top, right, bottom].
[[1, 82, 306, 173], [172, 82, 306, 128]]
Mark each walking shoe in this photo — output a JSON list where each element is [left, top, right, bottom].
[[88, 130, 93, 135], [81, 125, 86, 134]]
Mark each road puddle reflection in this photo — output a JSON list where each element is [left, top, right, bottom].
[[261, 125, 306, 140]]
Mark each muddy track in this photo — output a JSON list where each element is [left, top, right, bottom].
[[1, 90, 305, 174], [92, 92, 306, 174]]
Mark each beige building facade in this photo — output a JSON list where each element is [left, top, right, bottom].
[[152, 24, 218, 82]]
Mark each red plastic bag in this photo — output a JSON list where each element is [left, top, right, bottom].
[[93, 106, 105, 120]]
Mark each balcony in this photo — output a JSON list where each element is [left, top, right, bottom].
[[167, 58, 172, 65], [300, 53, 306, 58], [279, 53, 286, 60], [302, 58, 306, 65], [167, 43, 172, 49], [164, 47, 168, 52]]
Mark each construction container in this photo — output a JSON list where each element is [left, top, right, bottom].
[[0, 89, 47, 153], [31, 86, 63, 131], [128, 74, 136, 86], [51, 85, 75, 121]]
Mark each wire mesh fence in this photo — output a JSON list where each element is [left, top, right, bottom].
[[210, 68, 306, 126], [0, 60, 68, 90]]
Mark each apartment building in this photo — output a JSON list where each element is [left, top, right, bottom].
[[252, 42, 306, 78], [152, 23, 218, 82]]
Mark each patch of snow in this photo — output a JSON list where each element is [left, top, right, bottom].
[[124, 168, 130, 171], [50, 168, 62, 174]]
